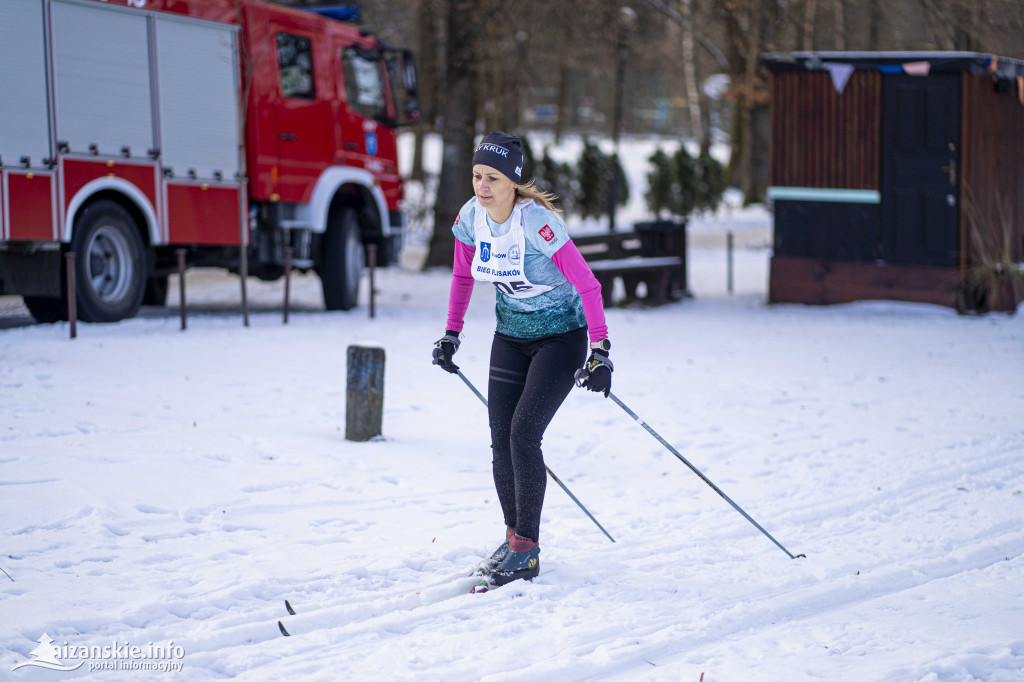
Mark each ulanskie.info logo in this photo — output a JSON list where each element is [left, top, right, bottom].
[[12, 632, 185, 674]]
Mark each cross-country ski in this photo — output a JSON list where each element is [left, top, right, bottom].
[[275, 573, 485, 638]]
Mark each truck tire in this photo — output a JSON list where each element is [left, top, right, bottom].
[[71, 200, 147, 323], [23, 296, 67, 324], [319, 205, 364, 311]]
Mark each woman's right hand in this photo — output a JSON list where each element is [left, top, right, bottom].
[[431, 330, 461, 374]]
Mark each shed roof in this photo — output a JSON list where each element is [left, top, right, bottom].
[[763, 51, 1024, 80]]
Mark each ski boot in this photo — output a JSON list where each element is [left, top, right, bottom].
[[476, 526, 513, 575], [472, 533, 539, 592]]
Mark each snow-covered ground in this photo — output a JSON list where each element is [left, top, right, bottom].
[[2, 136, 1024, 681]]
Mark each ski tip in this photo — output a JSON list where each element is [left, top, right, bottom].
[[284, 599, 296, 615], [278, 620, 291, 637]]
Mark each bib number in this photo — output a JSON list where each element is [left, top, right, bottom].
[[494, 281, 533, 295]]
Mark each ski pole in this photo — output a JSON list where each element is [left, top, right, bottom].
[[456, 369, 615, 543], [607, 391, 805, 559]]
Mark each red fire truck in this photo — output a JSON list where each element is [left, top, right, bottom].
[[0, 0, 417, 323]]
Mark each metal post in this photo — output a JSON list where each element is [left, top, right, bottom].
[[64, 253, 77, 339], [176, 248, 187, 331], [366, 243, 377, 319], [727, 231, 734, 295], [239, 182, 250, 328], [283, 246, 293, 325]]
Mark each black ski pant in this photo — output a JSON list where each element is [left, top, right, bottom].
[[487, 327, 587, 543]]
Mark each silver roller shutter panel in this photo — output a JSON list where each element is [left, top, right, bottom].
[[0, 0, 51, 169], [51, 1, 154, 157], [155, 16, 240, 180]]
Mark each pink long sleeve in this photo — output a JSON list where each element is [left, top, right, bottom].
[[551, 241, 608, 343], [445, 240, 476, 332]]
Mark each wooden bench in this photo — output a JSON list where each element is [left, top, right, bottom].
[[573, 221, 688, 306]]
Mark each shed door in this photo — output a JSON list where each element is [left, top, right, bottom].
[[879, 74, 960, 266]]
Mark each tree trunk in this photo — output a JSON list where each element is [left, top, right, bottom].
[[737, 0, 763, 202], [867, 0, 883, 48], [410, 0, 438, 182], [554, 61, 569, 144], [722, 0, 774, 205], [411, 124, 426, 183], [502, 31, 528, 132], [680, 0, 703, 142], [952, 0, 980, 50], [423, 0, 479, 269], [833, 0, 846, 50], [479, 15, 500, 134], [802, 0, 816, 51], [553, 1, 576, 145], [722, 1, 745, 192], [748, 103, 771, 203]]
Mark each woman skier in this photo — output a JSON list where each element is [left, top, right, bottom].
[[431, 130, 613, 590]]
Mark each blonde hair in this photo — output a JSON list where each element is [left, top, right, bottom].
[[515, 180, 562, 213]]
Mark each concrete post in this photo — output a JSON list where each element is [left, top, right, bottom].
[[346, 345, 385, 441]]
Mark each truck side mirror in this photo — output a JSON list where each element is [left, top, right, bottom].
[[383, 48, 419, 127]]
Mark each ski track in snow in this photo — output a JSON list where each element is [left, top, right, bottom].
[[3, 204, 1024, 680]]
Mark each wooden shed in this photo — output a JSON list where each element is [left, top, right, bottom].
[[764, 52, 1024, 312]]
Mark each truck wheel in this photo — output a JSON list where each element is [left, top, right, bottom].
[[319, 206, 364, 311], [71, 200, 147, 323], [23, 296, 67, 324]]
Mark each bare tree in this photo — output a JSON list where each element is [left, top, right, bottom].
[[410, 0, 443, 182], [552, 2, 576, 144], [679, 0, 703, 143], [423, 0, 482, 269], [801, 0, 817, 50], [833, 0, 846, 50], [866, 0, 884, 48], [720, 0, 776, 203]]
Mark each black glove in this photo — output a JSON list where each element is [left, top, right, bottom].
[[574, 341, 613, 397], [431, 330, 461, 374]]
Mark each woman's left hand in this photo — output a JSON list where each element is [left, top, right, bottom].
[[575, 347, 613, 397]]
